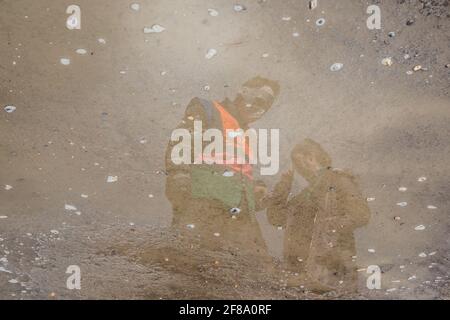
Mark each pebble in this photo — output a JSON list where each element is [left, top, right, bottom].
[[382, 57, 393, 66], [81, 194, 88, 198], [98, 38, 106, 44], [130, 3, 140, 11], [143, 24, 165, 34], [417, 176, 427, 182], [427, 205, 437, 210], [366, 197, 376, 202], [330, 63, 344, 72], [418, 252, 427, 258], [233, 4, 246, 12], [0, 216, 8, 219], [50, 230, 59, 235], [398, 187, 407, 192], [186, 224, 195, 229], [205, 48, 217, 60], [4, 105, 16, 113], [208, 9, 219, 16], [75, 48, 87, 55], [413, 65, 423, 72], [368, 249, 376, 253], [315, 18, 325, 26], [8, 279, 19, 284], [107, 176, 118, 183], [65, 204, 77, 211], [414, 225, 426, 231], [397, 202, 408, 207], [60, 58, 71, 65], [4, 185, 13, 190]]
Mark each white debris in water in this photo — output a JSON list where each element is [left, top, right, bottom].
[[186, 224, 195, 229], [408, 275, 417, 280], [4, 105, 16, 113], [81, 194, 88, 198], [381, 57, 393, 66], [98, 38, 106, 44], [330, 63, 344, 72], [233, 4, 246, 12], [223, 171, 234, 177], [4, 185, 13, 190], [0, 267, 12, 274], [368, 249, 376, 253], [230, 207, 241, 215], [0, 216, 8, 219], [427, 205, 437, 210], [262, 53, 269, 58], [398, 187, 407, 192], [60, 58, 71, 65], [292, 32, 300, 37], [386, 288, 397, 292], [282, 16, 292, 21], [418, 252, 427, 258], [143, 24, 165, 33], [130, 3, 140, 11], [148, 194, 154, 198], [396, 202, 408, 207], [414, 225, 426, 231], [208, 9, 219, 16], [205, 48, 217, 60], [203, 85, 210, 91], [75, 48, 87, 55], [50, 229, 60, 235], [65, 204, 77, 211], [429, 251, 437, 256], [8, 279, 19, 284], [213, 233, 220, 237], [315, 18, 325, 26], [366, 197, 376, 202], [107, 176, 118, 183], [417, 176, 427, 182], [139, 138, 147, 144]]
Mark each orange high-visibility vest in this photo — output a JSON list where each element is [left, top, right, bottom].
[[200, 101, 253, 179]]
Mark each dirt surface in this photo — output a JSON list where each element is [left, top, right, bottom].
[[1, 0, 449, 299]]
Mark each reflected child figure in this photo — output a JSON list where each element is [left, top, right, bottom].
[[267, 139, 370, 292]]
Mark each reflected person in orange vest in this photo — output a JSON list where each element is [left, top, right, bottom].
[[165, 76, 280, 257]]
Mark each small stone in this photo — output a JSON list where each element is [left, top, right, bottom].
[[414, 225, 426, 231], [406, 19, 415, 26], [130, 3, 140, 11], [208, 9, 219, 16], [330, 63, 344, 72], [233, 4, 246, 12], [413, 65, 423, 72], [50, 229, 59, 235], [418, 252, 427, 258], [315, 18, 325, 26], [0, 216, 8, 219], [366, 197, 376, 202], [75, 48, 87, 55], [98, 38, 106, 44], [4, 105, 16, 113], [107, 176, 118, 183], [8, 279, 19, 284], [4, 185, 13, 190], [213, 233, 220, 237], [230, 207, 241, 215], [397, 202, 408, 207], [65, 204, 77, 211], [205, 48, 217, 60], [143, 24, 165, 34], [394, 216, 401, 221], [368, 249, 376, 253], [309, 0, 318, 10], [427, 205, 437, 210], [418, 176, 427, 182], [60, 58, 71, 65], [398, 187, 407, 192], [382, 57, 393, 66], [186, 224, 195, 229]]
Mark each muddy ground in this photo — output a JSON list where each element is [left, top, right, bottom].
[[1, 0, 449, 299]]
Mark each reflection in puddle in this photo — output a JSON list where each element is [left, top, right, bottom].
[[164, 78, 371, 295]]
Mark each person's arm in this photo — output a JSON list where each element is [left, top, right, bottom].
[[265, 170, 294, 227]]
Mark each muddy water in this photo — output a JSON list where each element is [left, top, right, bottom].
[[1, 0, 449, 299]]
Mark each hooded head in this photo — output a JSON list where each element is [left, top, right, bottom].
[[291, 139, 332, 182], [233, 76, 280, 124]]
